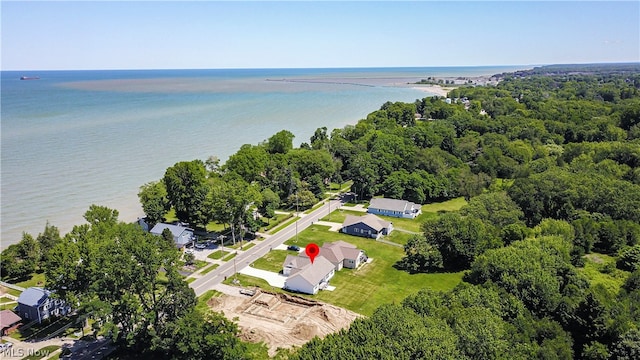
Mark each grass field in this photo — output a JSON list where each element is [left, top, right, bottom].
[[280, 224, 463, 316], [15, 271, 46, 289], [207, 250, 231, 260], [251, 250, 296, 273], [259, 213, 292, 232], [320, 209, 366, 223], [199, 263, 220, 275], [421, 197, 468, 213]]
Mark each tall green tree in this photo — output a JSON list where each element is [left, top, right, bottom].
[[138, 181, 171, 225], [163, 160, 209, 225]]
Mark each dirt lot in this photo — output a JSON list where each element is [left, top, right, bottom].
[[207, 290, 361, 356]]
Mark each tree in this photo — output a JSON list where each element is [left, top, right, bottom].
[[258, 188, 280, 222], [138, 181, 171, 225], [266, 130, 295, 154], [460, 191, 524, 228], [163, 160, 209, 226], [84, 204, 119, 227], [36, 222, 61, 262], [224, 144, 269, 182], [44, 211, 197, 351], [396, 235, 443, 273], [0, 232, 40, 280], [422, 213, 501, 271], [310, 126, 329, 150], [207, 175, 261, 244]]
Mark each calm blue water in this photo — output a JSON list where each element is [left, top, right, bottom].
[[1, 67, 522, 247]]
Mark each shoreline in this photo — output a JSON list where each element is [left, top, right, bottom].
[[411, 85, 454, 97], [2, 68, 513, 250]]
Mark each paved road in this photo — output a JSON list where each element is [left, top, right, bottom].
[[190, 199, 343, 296]]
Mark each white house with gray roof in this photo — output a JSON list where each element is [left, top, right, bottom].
[[150, 223, 195, 249], [367, 198, 421, 219], [283, 256, 335, 295]]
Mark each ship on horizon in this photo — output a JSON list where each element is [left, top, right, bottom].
[[20, 76, 40, 80]]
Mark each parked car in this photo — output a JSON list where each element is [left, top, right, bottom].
[[194, 242, 208, 249], [287, 245, 300, 252], [0, 343, 13, 351]]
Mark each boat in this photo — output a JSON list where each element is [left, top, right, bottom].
[[20, 76, 40, 80]]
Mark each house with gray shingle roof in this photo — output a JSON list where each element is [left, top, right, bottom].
[[283, 256, 335, 295], [16, 287, 71, 324], [367, 198, 421, 219], [150, 223, 195, 249], [320, 241, 367, 270], [342, 213, 393, 239]]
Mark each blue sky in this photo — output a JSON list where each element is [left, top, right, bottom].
[[2, 1, 638, 70]]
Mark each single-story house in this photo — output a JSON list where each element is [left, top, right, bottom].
[[321, 241, 367, 270], [282, 255, 311, 276], [0, 310, 22, 335], [342, 214, 393, 239], [367, 198, 421, 219], [283, 256, 335, 295], [150, 223, 195, 249], [16, 287, 71, 324]]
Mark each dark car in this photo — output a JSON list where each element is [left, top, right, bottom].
[[287, 245, 300, 252]]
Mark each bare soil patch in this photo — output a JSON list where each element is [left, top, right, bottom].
[[208, 289, 361, 355]]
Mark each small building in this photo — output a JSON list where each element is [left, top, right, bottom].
[[150, 223, 195, 249], [16, 287, 71, 324], [367, 198, 421, 219], [342, 214, 393, 239], [0, 310, 22, 335], [283, 256, 335, 295]]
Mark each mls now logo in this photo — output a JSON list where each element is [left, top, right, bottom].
[[1, 347, 53, 358]]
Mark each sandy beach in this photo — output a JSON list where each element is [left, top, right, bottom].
[[411, 85, 454, 97]]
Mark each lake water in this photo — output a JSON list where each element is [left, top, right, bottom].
[[1, 66, 522, 247]]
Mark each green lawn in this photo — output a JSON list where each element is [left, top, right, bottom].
[[223, 252, 237, 261], [223, 274, 285, 294], [251, 250, 293, 273], [320, 209, 366, 223], [268, 216, 300, 234], [281, 224, 463, 316], [241, 242, 256, 251], [259, 213, 292, 232], [385, 231, 414, 246], [0, 286, 22, 297], [196, 290, 223, 312], [421, 197, 468, 213], [207, 250, 231, 260], [15, 271, 46, 289], [199, 263, 219, 275]]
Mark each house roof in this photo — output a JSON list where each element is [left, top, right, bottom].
[[150, 223, 193, 237], [319, 244, 344, 265], [150, 223, 194, 245], [0, 310, 22, 328], [283, 255, 311, 269], [342, 214, 391, 232], [287, 256, 335, 287], [17, 287, 50, 307], [369, 198, 420, 213], [341, 247, 363, 260]]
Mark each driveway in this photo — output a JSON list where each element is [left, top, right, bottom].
[[238, 267, 286, 288]]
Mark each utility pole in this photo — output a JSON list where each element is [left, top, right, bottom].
[[295, 191, 299, 243]]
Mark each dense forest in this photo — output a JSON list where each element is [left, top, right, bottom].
[[2, 64, 640, 359]]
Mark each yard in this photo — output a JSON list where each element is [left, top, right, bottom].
[[279, 224, 464, 316], [251, 249, 298, 273]]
